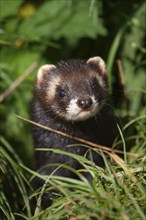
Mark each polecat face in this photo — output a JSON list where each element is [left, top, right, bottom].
[[35, 57, 108, 122]]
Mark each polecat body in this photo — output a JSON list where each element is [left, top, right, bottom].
[[31, 57, 117, 179]]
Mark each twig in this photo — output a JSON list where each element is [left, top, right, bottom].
[[14, 114, 137, 157], [117, 59, 125, 87], [0, 62, 37, 102]]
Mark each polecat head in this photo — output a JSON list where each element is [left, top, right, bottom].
[[35, 56, 108, 122]]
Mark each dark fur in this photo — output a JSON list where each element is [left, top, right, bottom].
[[31, 59, 118, 206]]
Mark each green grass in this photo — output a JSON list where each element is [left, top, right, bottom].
[[0, 114, 145, 220]]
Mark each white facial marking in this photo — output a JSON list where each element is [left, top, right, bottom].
[[95, 74, 106, 88], [66, 96, 100, 121], [46, 75, 61, 100]]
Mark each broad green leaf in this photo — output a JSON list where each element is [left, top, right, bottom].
[[18, 0, 107, 44], [0, 0, 23, 20]]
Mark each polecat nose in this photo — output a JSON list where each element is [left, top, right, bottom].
[[77, 97, 93, 109]]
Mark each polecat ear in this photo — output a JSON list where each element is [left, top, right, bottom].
[[37, 64, 56, 84], [87, 56, 106, 75]]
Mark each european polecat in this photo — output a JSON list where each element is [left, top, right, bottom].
[[31, 57, 117, 180]]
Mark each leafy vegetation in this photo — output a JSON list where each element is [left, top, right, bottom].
[[0, 0, 145, 219]]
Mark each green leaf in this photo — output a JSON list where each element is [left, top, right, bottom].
[[0, 0, 23, 20], [17, 0, 107, 45]]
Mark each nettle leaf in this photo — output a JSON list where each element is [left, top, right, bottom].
[[18, 0, 107, 44], [52, 0, 107, 44], [0, 0, 23, 20], [17, 1, 68, 38]]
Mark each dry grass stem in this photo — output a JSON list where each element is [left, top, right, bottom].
[[14, 114, 137, 157], [0, 62, 37, 102], [117, 59, 125, 87]]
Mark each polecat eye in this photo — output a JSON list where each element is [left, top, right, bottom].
[[58, 89, 67, 98]]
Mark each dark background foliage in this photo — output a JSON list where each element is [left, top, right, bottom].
[[0, 0, 145, 166]]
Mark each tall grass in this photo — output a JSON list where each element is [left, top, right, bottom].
[[0, 113, 145, 220]]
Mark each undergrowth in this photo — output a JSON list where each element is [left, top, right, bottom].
[[0, 114, 146, 220]]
